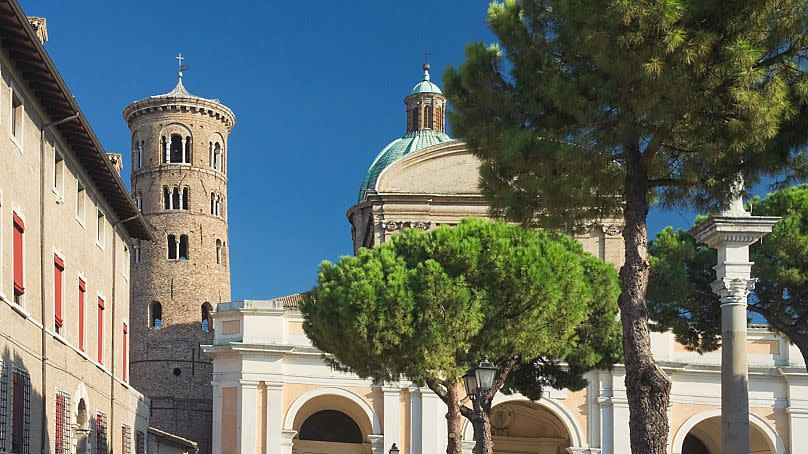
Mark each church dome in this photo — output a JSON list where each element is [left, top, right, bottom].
[[358, 129, 452, 201], [357, 63, 451, 202]]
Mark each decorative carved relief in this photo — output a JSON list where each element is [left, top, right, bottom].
[[602, 224, 622, 236], [380, 220, 433, 232], [490, 404, 514, 436]]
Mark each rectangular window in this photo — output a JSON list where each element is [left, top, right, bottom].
[[54, 255, 64, 333], [95, 412, 107, 454], [134, 245, 141, 264], [11, 369, 30, 454], [10, 87, 23, 146], [76, 180, 85, 224], [121, 424, 132, 454], [135, 431, 145, 454], [96, 209, 105, 247], [97, 296, 105, 364], [121, 323, 128, 382], [0, 362, 8, 449], [55, 391, 70, 454], [12, 213, 24, 305], [78, 279, 86, 352], [53, 148, 64, 198]]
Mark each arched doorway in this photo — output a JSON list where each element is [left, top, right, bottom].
[[290, 393, 373, 454], [487, 401, 572, 454], [677, 415, 776, 454]]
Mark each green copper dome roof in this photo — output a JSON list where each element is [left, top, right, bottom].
[[410, 63, 442, 94], [358, 129, 452, 201]]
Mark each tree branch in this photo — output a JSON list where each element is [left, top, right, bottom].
[[426, 379, 450, 406], [483, 355, 520, 403], [648, 178, 690, 188]]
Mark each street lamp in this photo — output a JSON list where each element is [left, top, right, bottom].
[[388, 443, 400, 454], [463, 357, 498, 454]]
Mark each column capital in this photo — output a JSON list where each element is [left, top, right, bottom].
[[281, 430, 297, 446], [367, 434, 385, 453], [713, 277, 756, 304], [239, 379, 259, 388]]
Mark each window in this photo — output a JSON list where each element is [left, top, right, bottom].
[[163, 186, 171, 210], [11, 369, 30, 454], [0, 362, 8, 448], [96, 209, 105, 247], [182, 187, 189, 210], [166, 134, 190, 164], [136, 431, 145, 454], [201, 302, 212, 332], [426, 105, 433, 129], [122, 424, 132, 454], [167, 235, 177, 260], [76, 180, 85, 224], [78, 279, 86, 352], [212, 142, 222, 171], [55, 391, 70, 454], [132, 141, 143, 171], [54, 255, 64, 334], [134, 244, 141, 264], [121, 323, 128, 382], [412, 106, 420, 130], [179, 235, 189, 260], [53, 148, 64, 198], [10, 86, 23, 146], [95, 412, 108, 454], [12, 213, 24, 305], [150, 302, 162, 328], [171, 187, 180, 210], [211, 193, 221, 216], [135, 191, 142, 211], [216, 239, 222, 265], [97, 296, 105, 364]]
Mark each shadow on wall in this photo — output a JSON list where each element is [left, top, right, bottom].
[[129, 321, 214, 454], [0, 347, 52, 454]]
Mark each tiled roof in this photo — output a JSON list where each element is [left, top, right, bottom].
[[358, 129, 453, 202], [271, 293, 304, 310]]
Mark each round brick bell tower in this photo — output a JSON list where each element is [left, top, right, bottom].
[[125, 69, 234, 454]]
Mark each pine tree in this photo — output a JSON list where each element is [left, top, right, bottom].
[[443, 1, 807, 452], [301, 219, 621, 454]]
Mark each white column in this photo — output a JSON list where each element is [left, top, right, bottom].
[[163, 136, 169, 163], [280, 430, 296, 454], [238, 380, 258, 454], [181, 137, 188, 163], [691, 192, 778, 454], [383, 386, 402, 452], [597, 371, 614, 454], [265, 383, 283, 454], [421, 389, 446, 454], [409, 384, 423, 454], [212, 380, 223, 454], [586, 371, 602, 451], [610, 368, 630, 454], [785, 374, 808, 452]]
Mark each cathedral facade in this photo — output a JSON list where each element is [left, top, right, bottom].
[[203, 66, 808, 454]]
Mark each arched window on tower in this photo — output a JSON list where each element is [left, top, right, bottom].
[[412, 107, 420, 131], [182, 187, 189, 210], [169, 134, 183, 163], [171, 187, 180, 210], [162, 136, 168, 163], [132, 147, 140, 171], [184, 136, 192, 164], [150, 302, 162, 328], [201, 302, 213, 332], [216, 239, 222, 264], [213, 143, 222, 171], [210, 193, 215, 215], [426, 105, 434, 129], [135, 191, 142, 211], [167, 235, 177, 260], [179, 235, 189, 260], [163, 187, 171, 210]]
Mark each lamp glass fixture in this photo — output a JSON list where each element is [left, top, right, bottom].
[[475, 357, 497, 391], [463, 368, 478, 399]]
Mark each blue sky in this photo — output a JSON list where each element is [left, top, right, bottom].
[[20, 1, 769, 300]]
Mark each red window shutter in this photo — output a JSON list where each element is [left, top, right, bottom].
[[12, 214, 24, 295], [55, 393, 64, 452], [97, 297, 104, 363], [54, 256, 64, 328], [78, 280, 86, 352]]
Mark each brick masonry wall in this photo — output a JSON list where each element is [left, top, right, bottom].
[[127, 98, 234, 454]]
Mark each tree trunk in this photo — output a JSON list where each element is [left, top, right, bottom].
[[445, 384, 464, 454], [619, 148, 672, 454], [480, 409, 494, 454]]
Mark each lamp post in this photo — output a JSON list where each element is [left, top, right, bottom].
[[388, 443, 400, 454], [463, 357, 498, 454], [691, 180, 779, 454]]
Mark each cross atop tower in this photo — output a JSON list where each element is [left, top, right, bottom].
[[424, 49, 430, 65], [176, 53, 189, 79]]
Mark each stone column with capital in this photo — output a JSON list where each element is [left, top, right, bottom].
[[280, 430, 296, 454], [691, 186, 779, 454], [237, 380, 259, 454]]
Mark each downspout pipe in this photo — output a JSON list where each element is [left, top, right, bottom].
[[39, 113, 79, 454]]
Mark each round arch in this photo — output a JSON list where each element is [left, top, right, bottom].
[[283, 387, 381, 435], [460, 393, 585, 448], [671, 408, 786, 454], [159, 122, 193, 139]]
